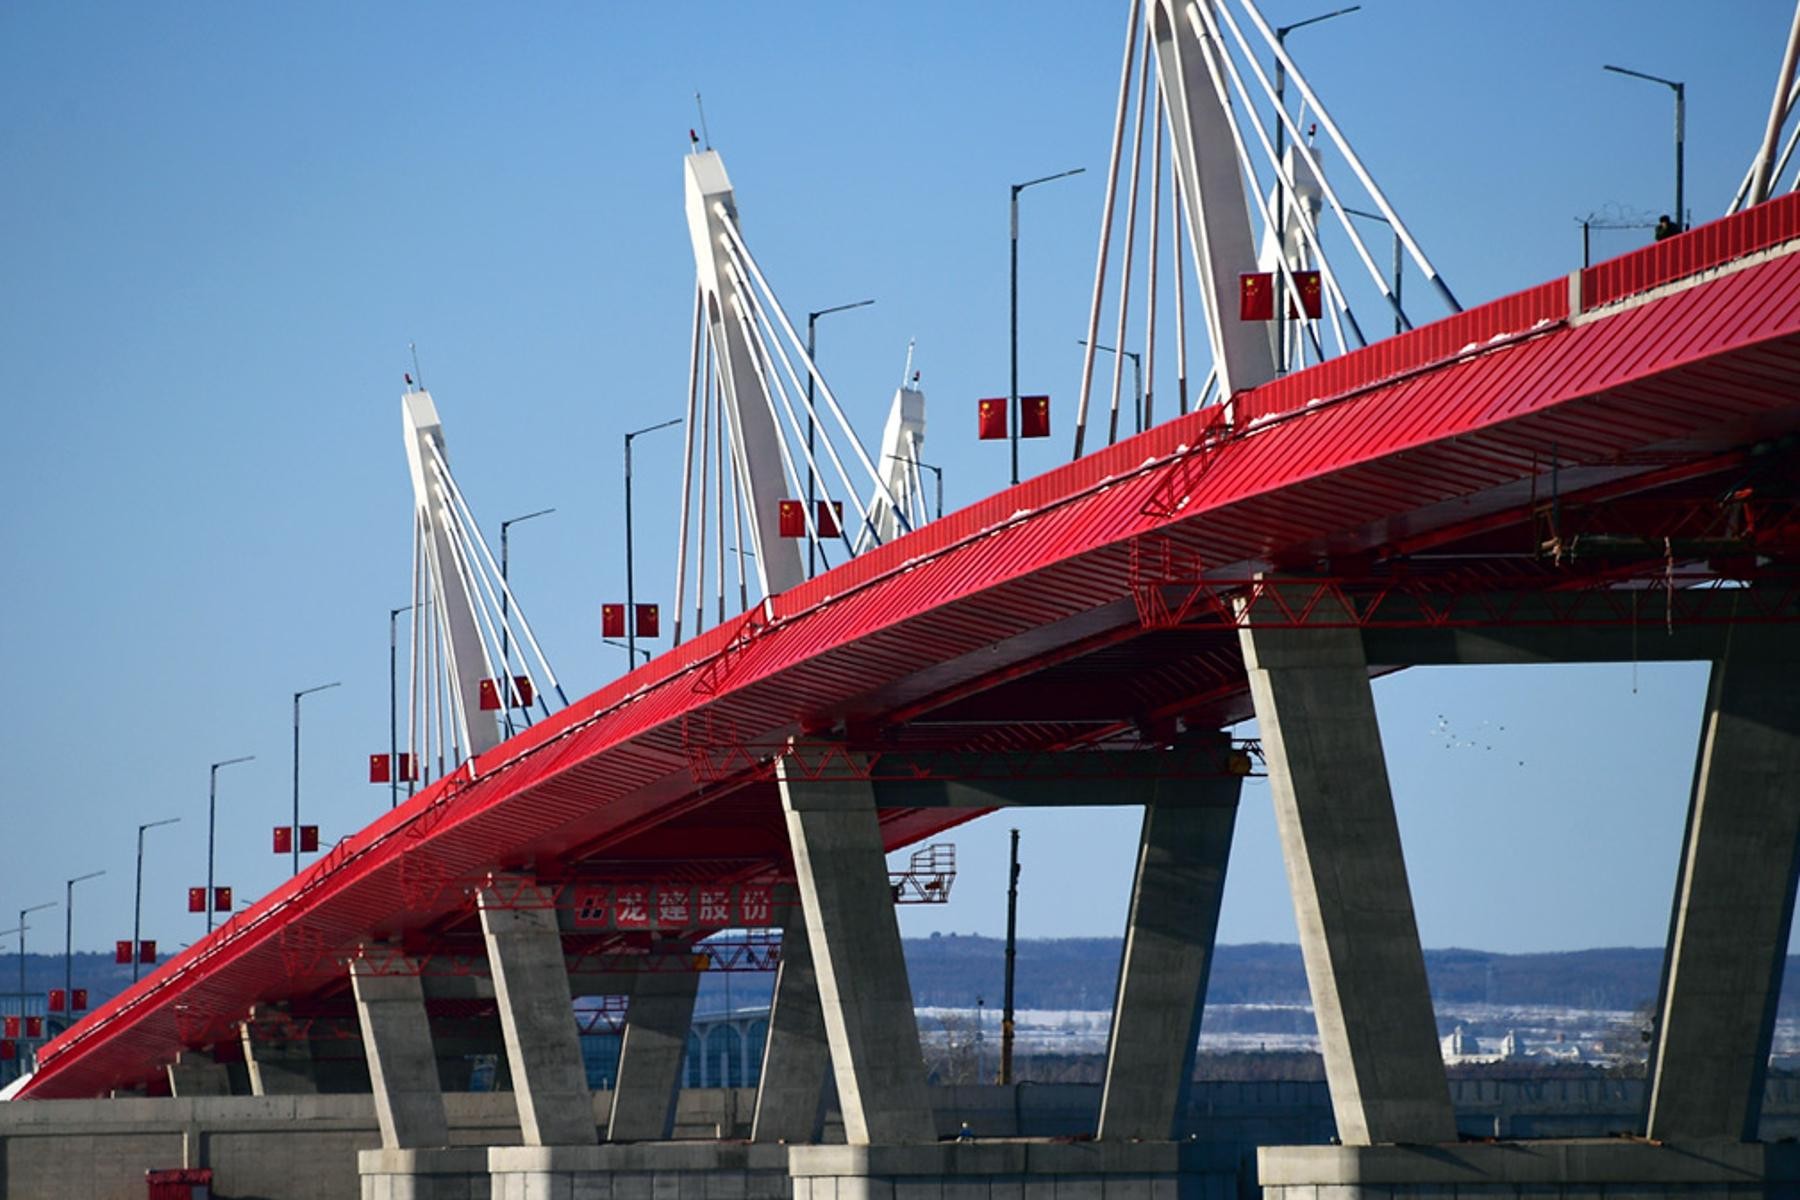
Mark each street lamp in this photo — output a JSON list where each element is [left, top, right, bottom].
[[207, 755, 254, 934], [133, 817, 180, 982], [387, 602, 424, 808], [625, 418, 683, 664], [17, 901, 55, 1007], [1077, 339, 1143, 436], [292, 682, 340, 875], [65, 869, 104, 1019], [499, 508, 556, 736], [1605, 64, 1686, 232], [1342, 207, 1403, 335], [602, 638, 652, 667], [1273, 7, 1361, 369], [1011, 167, 1086, 485], [805, 300, 876, 577], [883, 454, 945, 522]]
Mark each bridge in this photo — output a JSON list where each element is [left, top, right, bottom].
[[13, 2, 1800, 1198]]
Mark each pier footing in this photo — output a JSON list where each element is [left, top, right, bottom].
[[1257, 1139, 1800, 1198], [788, 1141, 1239, 1200], [358, 1147, 492, 1200], [486, 1142, 792, 1200]]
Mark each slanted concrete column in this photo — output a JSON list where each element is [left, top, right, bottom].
[[351, 955, 450, 1150], [1647, 625, 1800, 1141], [606, 965, 701, 1142], [1097, 778, 1241, 1140], [751, 903, 831, 1143], [478, 874, 598, 1146], [1239, 591, 1457, 1146], [165, 1049, 231, 1097], [778, 754, 936, 1145], [239, 1006, 319, 1096]]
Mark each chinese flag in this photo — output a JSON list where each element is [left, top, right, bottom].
[[213, 887, 232, 913], [369, 753, 391, 784], [71, 989, 87, 1012], [816, 500, 844, 538], [602, 603, 626, 638], [299, 825, 319, 853], [47, 989, 65, 1013], [1021, 395, 1051, 439], [977, 397, 1006, 440], [2, 1017, 18, 1039], [273, 826, 293, 855], [1240, 272, 1275, 320], [634, 605, 659, 639], [115, 940, 133, 965], [187, 887, 206, 913], [1293, 270, 1323, 319], [778, 499, 806, 538], [0, 1041, 13, 1061], [398, 752, 418, 782], [25, 1016, 43, 1038], [139, 941, 156, 965], [478, 678, 501, 711], [510, 675, 535, 708]]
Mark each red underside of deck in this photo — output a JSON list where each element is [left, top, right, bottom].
[[23, 196, 1800, 1100]]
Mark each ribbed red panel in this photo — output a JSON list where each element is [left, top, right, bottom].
[[1584, 191, 1800, 309]]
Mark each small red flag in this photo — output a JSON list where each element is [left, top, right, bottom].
[[977, 397, 1006, 441], [273, 826, 293, 855], [478, 678, 501, 711], [634, 604, 660, 639], [601, 603, 626, 639], [115, 940, 132, 964], [368, 753, 391, 784], [187, 887, 206, 913], [299, 825, 319, 853], [25, 1016, 42, 1037], [2, 1017, 18, 1038], [1021, 395, 1051, 439], [213, 887, 232, 913], [1240, 272, 1275, 320], [1293, 270, 1323, 319], [510, 675, 535, 708], [71, 988, 87, 1012], [47, 989, 65, 1013], [778, 499, 807, 538], [0, 1040, 14, 1061], [816, 500, 844, 538], [139, 940, 156, 965], [397, 752, 417, 782]]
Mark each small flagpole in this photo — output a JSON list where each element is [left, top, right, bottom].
[[695, 92, 712, 149]]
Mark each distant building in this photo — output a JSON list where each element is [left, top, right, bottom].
[[575, 1003, 768, 1092]]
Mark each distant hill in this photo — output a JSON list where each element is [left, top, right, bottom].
[[2, 939, 1765, 1018]]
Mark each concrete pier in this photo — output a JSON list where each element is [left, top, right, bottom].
[[1647, 626, 1800, 1142], [351, 956, 449, 1150], [1240, 596, 1457, 1147], [750, 905, 831, 1144], [240, 1005, 321, 1097], [606, 967, 701, 1142], [478, 875, 598, 1148], [1096, 785, 1239, 1141], [778, 754, 936, 1146], [165, 1050, 231, 1098]]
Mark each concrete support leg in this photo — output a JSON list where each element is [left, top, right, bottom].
[[478, 874, 598, 1147], [165, 1049, 231, 1097], [1097, 779, 1241, 1141], [606, 965, 701, 1142], [1240, 603, 1457, 1146], [351, 955, 450, 1150], [1647, 628, 1800, 1141], [778, 754, 936, 1145], [751, 904, 831, 1143], [240, 1006, 319, 1096]]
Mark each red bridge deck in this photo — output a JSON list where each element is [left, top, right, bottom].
[[22, 195, 1800, 1100]]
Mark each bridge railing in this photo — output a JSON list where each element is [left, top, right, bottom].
[[1583, 189, 1800, 309]]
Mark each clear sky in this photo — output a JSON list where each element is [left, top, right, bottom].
[[0, 2, 1789, 963]]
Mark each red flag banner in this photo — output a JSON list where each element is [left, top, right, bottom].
[[977, 397, 1006, 440], [139, 940, 156, 965], [368, 753, 391, 784], [510, 675, 535, 708], [397, 752, 418, 782], [477, 678, 501, 711], [601, 604, 626, 639], [816, 500, 844, 538], [25, 1016, 42, 1038], [187, 888, 206, 913], [1240, 272, 1275, 320], [299, 825, 319, 853], [47, 989, 65, 1013], [1293, 270, 1323, 319], [1021, 395, 1051, 439], [778, 500, 806, 538], [213, 887, 232, 913], [115, 940, 132, 965], [71, 988, 87, 1012], [2, 1017, 18, 1038], [273, 826, 293, 855], [634, 605, 660, 639]]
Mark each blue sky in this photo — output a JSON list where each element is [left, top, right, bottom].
[[0, 2, 1787, 961]]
